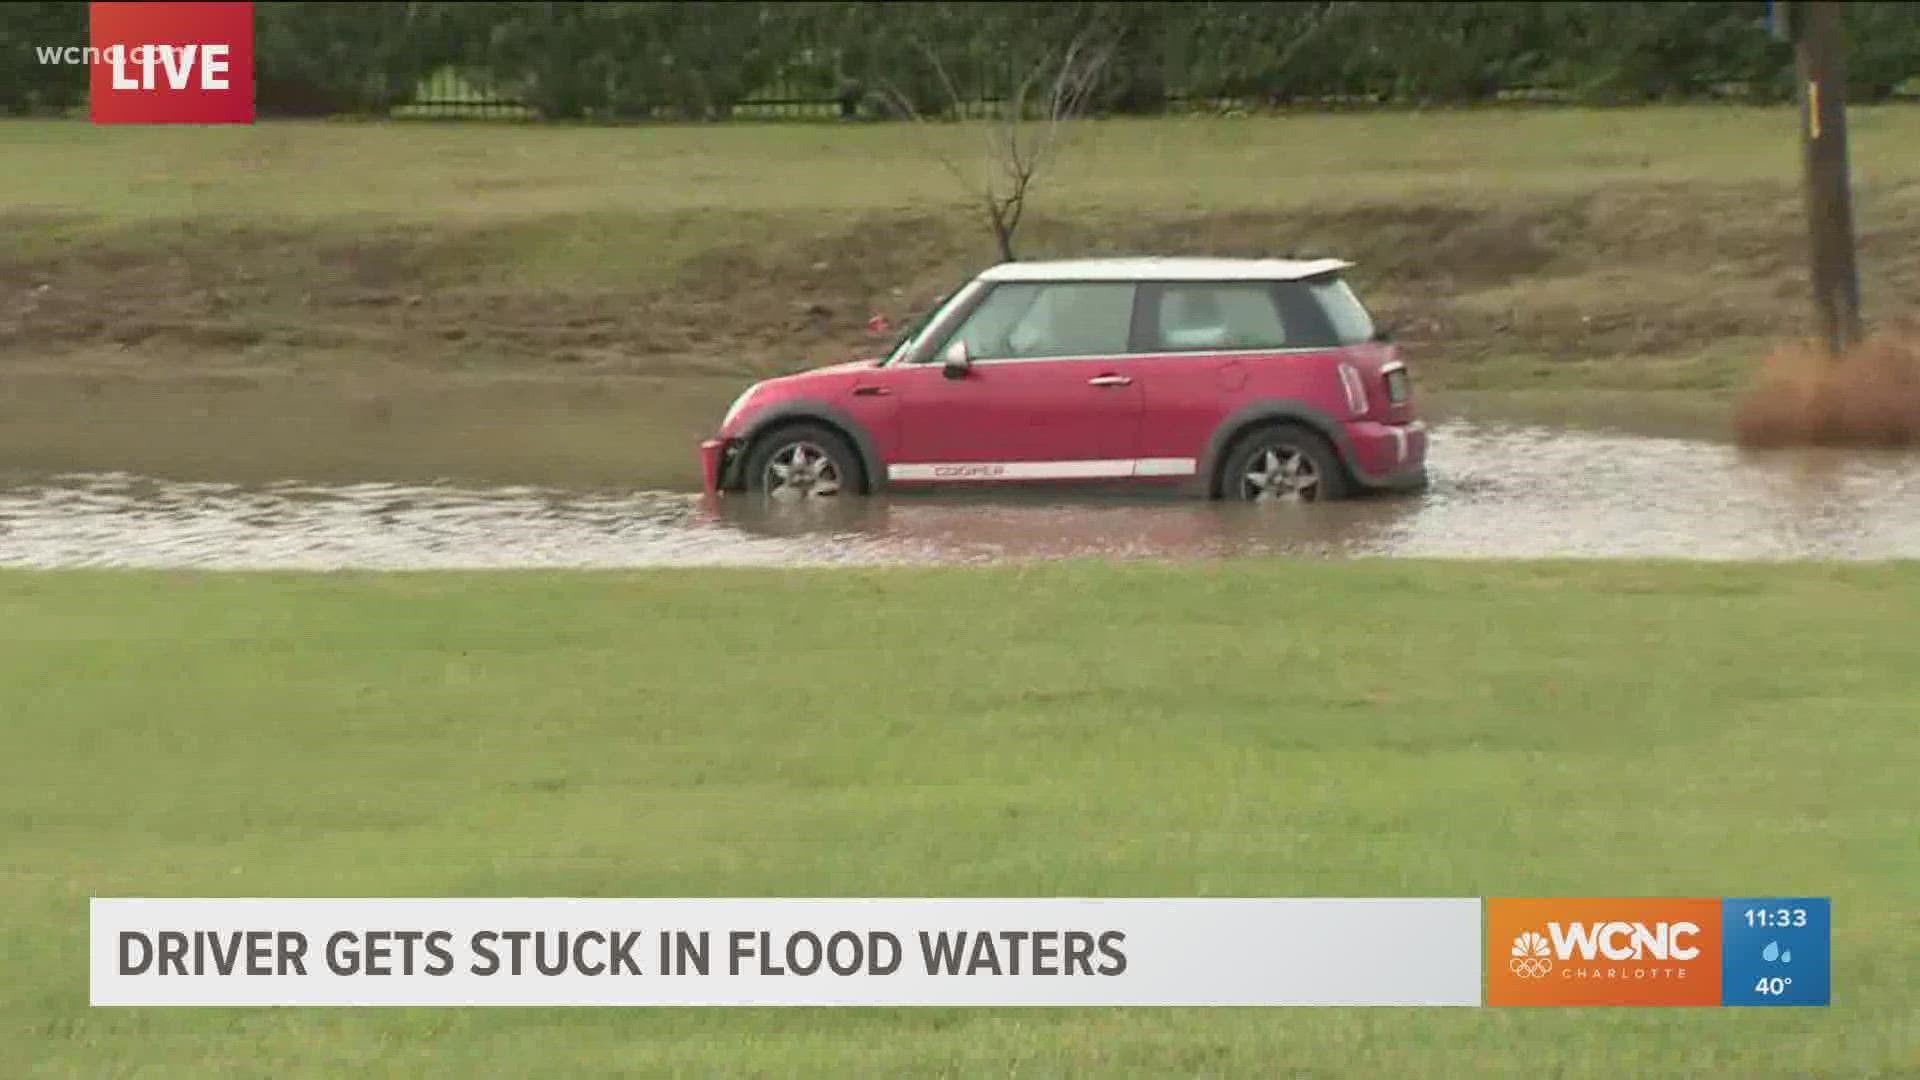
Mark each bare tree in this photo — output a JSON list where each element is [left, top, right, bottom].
[[891, 25, 1116, 263]]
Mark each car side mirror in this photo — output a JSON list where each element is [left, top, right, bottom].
[[1371, 322, 1398, 344], [941, 339, 971, 379]]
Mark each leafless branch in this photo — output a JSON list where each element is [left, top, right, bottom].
[[881, 56, 975, 196], [888, 20, 1115, 263]]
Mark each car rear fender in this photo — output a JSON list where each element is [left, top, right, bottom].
[[1202, 400, 1364, 496]]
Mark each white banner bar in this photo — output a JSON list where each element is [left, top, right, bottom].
[[91, 897, 1482, 1007]]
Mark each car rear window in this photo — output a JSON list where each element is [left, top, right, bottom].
[[1154, 283, 1290, 351], [1303, 275, 1376, 346], [1138, 276, 1376, 353]]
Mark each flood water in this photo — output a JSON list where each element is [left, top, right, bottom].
[[2, 422, 1916, 569]]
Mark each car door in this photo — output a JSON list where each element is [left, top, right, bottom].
[[888, 281, 1143, 484]]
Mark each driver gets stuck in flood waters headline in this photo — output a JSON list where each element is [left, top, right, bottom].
[[116, 925, 1129, 980], [92, 898, 1482, 1007]]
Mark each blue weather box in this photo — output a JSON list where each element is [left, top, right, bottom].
[[1721, 898, 1831, 1006]]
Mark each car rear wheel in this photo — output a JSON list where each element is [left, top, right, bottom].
[[1221, 423, 1350, 503], [744, 424, 864, 500]]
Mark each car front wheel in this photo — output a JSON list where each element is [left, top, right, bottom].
[[1221, 423, 1350, 502], [743, 424, 864, 499]]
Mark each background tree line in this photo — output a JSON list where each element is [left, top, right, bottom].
[[5, 1, 1919, 118]]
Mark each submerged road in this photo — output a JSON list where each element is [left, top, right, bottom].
[[3, 422, 1917, 568]]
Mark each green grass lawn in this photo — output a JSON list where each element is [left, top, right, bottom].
[[4, 561, 1915, 1076], [3, 106, 1910, 222]]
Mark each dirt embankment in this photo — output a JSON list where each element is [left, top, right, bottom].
[[5, 181, 1917, 384]]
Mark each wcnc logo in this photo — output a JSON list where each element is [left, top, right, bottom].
[[89, 2, 254, 124], [1488, 899, 1722, 1006]]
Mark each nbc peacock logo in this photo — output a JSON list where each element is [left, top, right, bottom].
[[1509, 931, 1553, 978]]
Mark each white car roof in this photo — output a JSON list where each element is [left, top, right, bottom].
[[976, 256, 1352, 283]]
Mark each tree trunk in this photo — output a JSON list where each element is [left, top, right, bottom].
[[989, 202, 1016, 262]]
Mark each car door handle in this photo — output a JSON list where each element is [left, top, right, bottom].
[[852, 385, 891, 397], [1087, 374, 1132, 387]]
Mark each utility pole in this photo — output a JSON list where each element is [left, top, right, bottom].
[[1780, 0, 1863, 354]]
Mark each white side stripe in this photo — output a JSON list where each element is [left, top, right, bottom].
[[1134, 457, 1199, 477], [887, 458, 1197, 482]]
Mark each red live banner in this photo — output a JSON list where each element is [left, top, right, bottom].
[[90, 2, 255, 124]]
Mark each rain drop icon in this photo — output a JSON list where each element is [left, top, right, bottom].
[[1762, 941, 1793, 963]]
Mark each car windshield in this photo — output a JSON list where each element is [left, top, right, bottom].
[[882, 289, 956, 365]]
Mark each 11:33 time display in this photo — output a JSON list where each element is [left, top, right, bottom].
[[1744, 906, 1810, 928]]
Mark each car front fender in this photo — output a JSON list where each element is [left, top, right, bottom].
[[732, 399, 887, 493]]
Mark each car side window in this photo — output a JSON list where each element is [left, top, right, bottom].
[[1153, 283, 1289, 351], [937, 282, 1135, 361]]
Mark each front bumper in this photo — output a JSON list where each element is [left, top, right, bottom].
[[1344, 420, 1429, 491], [699, 439, 726, 494], [700, 437, 749, 494]]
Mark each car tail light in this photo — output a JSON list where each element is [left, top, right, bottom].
[[1382, 362, 1411, 405], [1338, 363, 1369, 417]]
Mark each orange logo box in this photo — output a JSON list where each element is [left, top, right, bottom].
[[1487, 898, 1722, 1006]]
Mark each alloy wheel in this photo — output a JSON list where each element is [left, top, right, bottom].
[[1240, 445, 1320, 502], [762, 441, 842, 499]]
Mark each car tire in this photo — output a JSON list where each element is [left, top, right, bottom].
[[743, 424, 865, 499], [1220, 423, 1350, 502]]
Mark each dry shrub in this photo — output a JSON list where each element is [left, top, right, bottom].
[[1735, 327, 1920, 447]]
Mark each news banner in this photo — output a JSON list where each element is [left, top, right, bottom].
[[90, 897, 1831, 1007]]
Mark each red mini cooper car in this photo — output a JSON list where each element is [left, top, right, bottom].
[[699, 257, 1427, 501]]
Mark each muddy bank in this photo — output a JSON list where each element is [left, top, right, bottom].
[[7, 183, 1918, 385], [0, 369, 737, 489], [5, 422, 1916, 569]]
